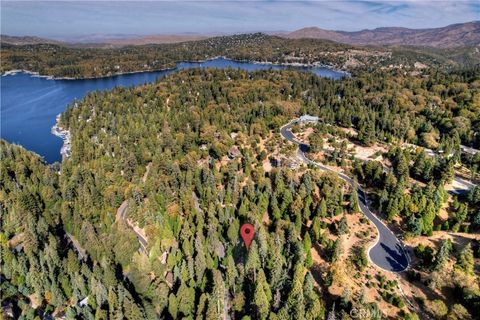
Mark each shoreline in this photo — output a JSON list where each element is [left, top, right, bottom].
[[1, 57, 349, 80], [1, 66, 176, 81], [2, 69, 56, 80], [51, 114, 72, 159], [5, 57, 349, 163]]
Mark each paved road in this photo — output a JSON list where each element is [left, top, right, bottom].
[[116, 200, 148, 253], [281, 120, 409, 272], [404, 143, 477, 195]]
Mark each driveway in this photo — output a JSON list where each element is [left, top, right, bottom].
[[281, 120, 409, 272]]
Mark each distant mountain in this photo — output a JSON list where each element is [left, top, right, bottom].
[[3, 21, 479, 48], [285, 21, 480, 48], [59, 33, 214, 45], [0, 35, 64, 45], [1, 33, 215, 47], [99, 34, 211, 45]]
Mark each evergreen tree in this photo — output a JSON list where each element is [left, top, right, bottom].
[[348, 189, 359, 213], [434, 239, 452, 271], [303, 233, 313, 268], [168, 293, 178, 319], [254, 273, 270, 320], [456, 244, 474, 275], [245, 241, 261, 282], [311, 217, 322, 242], [177, 281, 195, 317]]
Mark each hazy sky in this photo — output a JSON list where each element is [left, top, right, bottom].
[[1, 1, 479, 39]]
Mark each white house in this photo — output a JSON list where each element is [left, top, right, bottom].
[[299, 115, 319, 123]]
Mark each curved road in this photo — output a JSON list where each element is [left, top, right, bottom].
[[116, 200, 148, 253], [281, 120, 409, 272]]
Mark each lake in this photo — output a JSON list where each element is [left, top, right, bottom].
[[1, 57, 346, 163]]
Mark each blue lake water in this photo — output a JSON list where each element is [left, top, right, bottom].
[[1, 57, 346, 163]]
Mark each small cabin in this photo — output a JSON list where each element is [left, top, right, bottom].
[[228, 145, 241, 159], [299, 115, 319, 123]]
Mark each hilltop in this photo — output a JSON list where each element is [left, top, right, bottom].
[[3, 32, 477, 79], [0, 35, 64, 45], [285, 21, 480, 48]]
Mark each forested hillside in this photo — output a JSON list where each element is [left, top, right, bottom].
[[1, 33, 474, 79], [285, 21, 480, 48], [0, 141, 152, 319], [2, 69, 349, 319], [1, 67, 479, 319]]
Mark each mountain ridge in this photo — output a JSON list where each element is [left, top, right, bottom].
[[284, 21, 480, 48], [0, 35, 64, 45], [2, 21, 478, 48]]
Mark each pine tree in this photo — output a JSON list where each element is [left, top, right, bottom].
[[338, 215, 348, 235], [268, 253, 287, 294], [456, 243, 474, 275], [271, 195, 282, 222], [123, 296, 144, 320], [227, 218, 240, 245], [311, 216, 322, 242], [177, 281, 195, 317], [168, 293, 178, 319], [195, 231, 207, 284], [348, 190, 359, 213], [254, 281, 270, 320], [421, 202, 437, 236], [257, 269, 272, 303], [226, 254, 238, 292], [434, 239, 452, 271], [316, 199, 327, 218], [205, 294, 220, 319], [281, 189, 293, 216], [212, 270, 226, 317], [288, 264, 306, 319], [196, 293, 208, 320], [245, 241, 261, 282], [331, 238, 344, 262], [303, 195, 312, 221], [387, 197, 400, 221], [304, 273, 325, 320], [303, 233, 313, 268], [408, 215, 423, 236], [309, 131, 324, 153]]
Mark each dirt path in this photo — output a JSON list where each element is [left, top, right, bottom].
[[66, 233, 87, 261], [142, 162, 152, 183]]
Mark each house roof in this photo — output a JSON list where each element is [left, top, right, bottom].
[[299, 115, 319, 122], [228, 145, 241, 157]]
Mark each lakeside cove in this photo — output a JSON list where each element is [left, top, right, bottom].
[[1, 56, 350, 80], [1, 57, 347, 163]]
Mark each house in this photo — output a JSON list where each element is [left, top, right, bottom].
[[282, 158, 300, 170], [299, 115, 319, 123], [228, 145, 241, 159], [216, 242, 225, 259], [159, 251, 168, 264], [460, 144, 479, 156], [165, 271, 174, 288], [79, 297, 89, 307]]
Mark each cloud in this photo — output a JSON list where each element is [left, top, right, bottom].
[[1, 0, 478, 38]]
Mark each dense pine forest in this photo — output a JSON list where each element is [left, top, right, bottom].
[[1, 66, 479, 319], [1, 33, 477, 79]]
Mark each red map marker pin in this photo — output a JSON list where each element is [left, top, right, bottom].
[[240, 223, 255, 250]]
